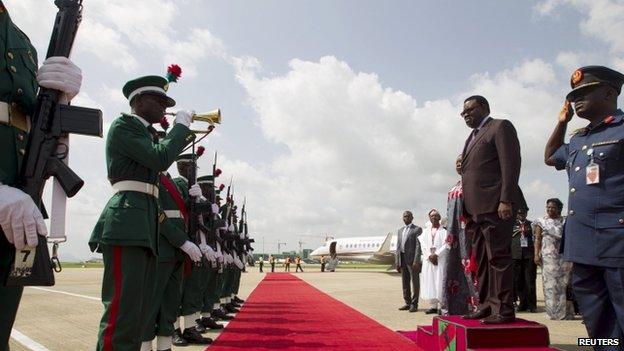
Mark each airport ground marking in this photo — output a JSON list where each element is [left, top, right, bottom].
[[29, 286, 100, 301], [10, 329, 50, 351]]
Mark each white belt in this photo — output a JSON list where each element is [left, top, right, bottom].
[[0, 101, 29, 132], [112, 180, 159, 198], [164, 210, 182, 218]]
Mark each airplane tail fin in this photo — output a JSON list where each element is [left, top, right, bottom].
[[377, 232, 393, 253]]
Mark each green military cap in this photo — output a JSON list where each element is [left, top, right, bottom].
[[197, 175, 214, 184], [176, 153, 194, 163], [122, 75, 176, 107], [567, 66, 624, 102], [215, 190, 222, 198]]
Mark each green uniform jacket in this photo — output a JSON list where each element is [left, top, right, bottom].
[[0, 8, 38, 186], [89, 115, 194, 254], [158, 173, 189, 263]]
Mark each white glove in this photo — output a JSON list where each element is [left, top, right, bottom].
[[0, 185, 47, 250], [189, 184, 202, 197], [180, 241, 202, 263], [233, 255, 244, 269], [37, 57, 82, 102], [174, 110, 193, 127], [216, 251, 224, 264], [199, 244, 216, 261], [212, 203, 219, 214], [239, 232, 245, 239], [226, 253, 233, 264]]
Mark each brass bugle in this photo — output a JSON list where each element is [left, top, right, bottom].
[[165, 109, 221, 125]]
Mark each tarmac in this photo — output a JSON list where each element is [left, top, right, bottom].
[[10, 266, 589, 351]]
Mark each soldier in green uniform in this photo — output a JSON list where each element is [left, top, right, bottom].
[[0, 4, 82, 350], [172, 155, 212, 345], [89, 76, 194, 351], [140, 140, 204, 351], [196, 175, 225, 331], [209, 190, 234, 322]]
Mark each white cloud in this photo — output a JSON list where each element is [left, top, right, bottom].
[[231, 56, 574, 240], [536, 0, 624, 58]]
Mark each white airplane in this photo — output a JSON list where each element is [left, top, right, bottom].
[[309, 233, 398, 264]]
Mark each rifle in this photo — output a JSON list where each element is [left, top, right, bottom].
[[8, 0, 103, 286], [186, 142, 209, 267]]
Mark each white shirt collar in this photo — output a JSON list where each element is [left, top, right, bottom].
[[131, 113, 151, 127], [475, 115, 491, 130]]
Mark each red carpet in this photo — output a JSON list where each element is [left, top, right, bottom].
[[208, 273, 422, 351]]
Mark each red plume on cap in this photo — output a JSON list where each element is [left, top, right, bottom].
[[214, 168, 222, 177], [159, 116, 170, 130], [196, 146, 205, 157], [219, 184, 225, 191], [166, 64, 182, 83]]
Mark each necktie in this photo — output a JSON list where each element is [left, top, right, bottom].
[[466, 128, 479, 150]]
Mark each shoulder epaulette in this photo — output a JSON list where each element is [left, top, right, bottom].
[[570, 127, 586, 136]]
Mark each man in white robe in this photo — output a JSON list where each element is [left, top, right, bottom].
[[420, 209, 449, 314]]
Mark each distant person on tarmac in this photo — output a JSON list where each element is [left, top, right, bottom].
[[258, 256, 264, 273], [296, 256, 304, 272], [285, 257, 291, 272], [321, 256, 326, 272], [269, 255, 276, 272]]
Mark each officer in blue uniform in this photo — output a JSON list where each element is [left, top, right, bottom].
[[545, 66, 624, 347]]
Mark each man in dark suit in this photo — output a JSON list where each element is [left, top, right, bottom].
[[512, 208, 536, 312], [396, 211, 423, 312], [460, 95, 525, 324]]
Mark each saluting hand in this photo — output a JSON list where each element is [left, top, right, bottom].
[[558, 101, 574, 124]]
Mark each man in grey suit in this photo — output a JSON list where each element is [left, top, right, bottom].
[[396, 211, 423, 312]]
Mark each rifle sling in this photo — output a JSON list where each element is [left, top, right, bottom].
[[159, 174, 189, 224]]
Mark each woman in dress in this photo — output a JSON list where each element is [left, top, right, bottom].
[[441, 155, 479, 315], [534, 198, 574, 320]]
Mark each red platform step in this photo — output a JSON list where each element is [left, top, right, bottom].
[[398, 316, 561, 351]]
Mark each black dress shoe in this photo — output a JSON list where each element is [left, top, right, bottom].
[[409, 305, 418, 313], [528, 308, 536, 313], [230, 301, 241, 308], [194, 320, 207, 333], [481, 314, 515, 324], [462, 308, 491, 319], [199, 316, 224, 330], [182, 327, 213, 345], [233, 296, 244, 303], [398, 304, 411, 311], [219, 308, 235, 319], [172, 328, 188, 346], [425, 308, 438, 314], [224, 304, 239, 313], [212, 309, 233, 320]]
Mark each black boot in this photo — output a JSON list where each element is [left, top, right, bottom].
[[233, 296, 244, 303], [199, 316, 224, 329], [172, 328, 188, 346], [194, 319, 207, 333], [212, 308, 233, 320], [182, 327, 212, 345], [224, 303, 239, 313]]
